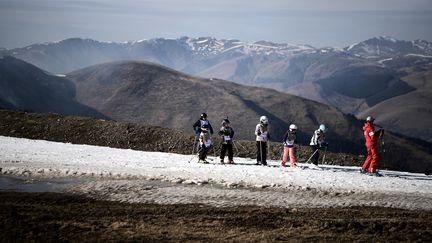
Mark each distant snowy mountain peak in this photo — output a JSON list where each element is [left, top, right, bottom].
[[376, 35, 399, 42], [185, 37, 227, 56], [345, 36, 432, 58]]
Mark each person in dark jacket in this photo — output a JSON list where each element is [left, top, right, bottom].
[[193, 112, 213, 135], [218, 118, 235, 164]]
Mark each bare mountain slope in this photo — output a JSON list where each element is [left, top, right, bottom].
[[358, 69, 432, 142], [66, 61, 432, 172], [0, 56, 107, 119], [67, 61, 361, 149]]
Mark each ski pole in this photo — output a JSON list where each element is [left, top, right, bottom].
[[267, 140, 270, 160], [279, 144, 284, 161], [232, 140, 239, 154], [191, 135, 198, 155], [235, 140, 246, 150], [305, 148, 319, 163], [321, 146, 327, 164], [188, 145, 200, 163]]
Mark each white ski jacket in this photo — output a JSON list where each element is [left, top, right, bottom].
[[255, 124, 269, 142], [310, 129, 325, 146]]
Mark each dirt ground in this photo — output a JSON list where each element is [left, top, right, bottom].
[[1, 192, 431, 242]]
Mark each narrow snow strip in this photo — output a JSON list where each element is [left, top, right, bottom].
[[378, 58, 393, 64], [347, 42, 359, 51], [1, 136, 431, 195], [405, 53, 432, 58]]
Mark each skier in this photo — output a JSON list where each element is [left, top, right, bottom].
[[282, 124, 297, 168], [255, 115, 270, 165], [192, 113, 214, 155], [198, 124, 212, 164], [361, 116, 384, 176], [218, 118, 235, 164], [309, 124, 328, 166], [193, 113, 214, 135]]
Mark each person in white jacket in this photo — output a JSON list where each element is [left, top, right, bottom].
[[255, 116, 270, 165], [309, 124, 328, 165]]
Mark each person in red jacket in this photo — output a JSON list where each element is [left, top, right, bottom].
[[361, 116, 384, 176]]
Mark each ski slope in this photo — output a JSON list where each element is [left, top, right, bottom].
[[1, 136, 431, 209]]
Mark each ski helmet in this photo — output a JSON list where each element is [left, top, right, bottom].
[[366, 116, 374, 122], [200, 113, 207, 119], [260, 116, 268, 124], [289, 124, 297, 131], [222, 117, 230, 125], [319, 124, 327, 132]]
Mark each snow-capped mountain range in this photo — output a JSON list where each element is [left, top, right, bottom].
[[345, 36, 432, 58], [4, 36, 431, 62], [1, 36, 432, 143]]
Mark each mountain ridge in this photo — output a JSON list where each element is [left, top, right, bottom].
[[2, 36, 431, 142], [65, 60, 431, 172]]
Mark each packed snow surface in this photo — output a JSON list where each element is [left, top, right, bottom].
[[1, 136, 431, 209]]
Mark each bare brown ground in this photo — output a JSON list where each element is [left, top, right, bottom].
[[1, 192, 431, 242]]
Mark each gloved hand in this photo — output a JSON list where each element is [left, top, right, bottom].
[[257, 131, 261, 136]]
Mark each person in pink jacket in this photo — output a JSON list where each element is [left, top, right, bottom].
[[281, 124, 297, 168], [361, 116, 384, 176]]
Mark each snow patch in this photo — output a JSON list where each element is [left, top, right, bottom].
[[347, 42, 359, 51], [406, 53, 432, 58], [1, 136, 431, 209]]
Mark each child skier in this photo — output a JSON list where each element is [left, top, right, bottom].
[[282, 124, 297, 168], [218, 118, 235, 164], [361, 116, 384, 176], [198, 124, 212, 164], [193, 112, 214, 135], [255, 116, 270, 166], [309, 124, 328, 166]]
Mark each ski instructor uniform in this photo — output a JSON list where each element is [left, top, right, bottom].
[[361, 116, 383, 175]]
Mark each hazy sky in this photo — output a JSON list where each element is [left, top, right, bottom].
[[1, 0, 432, 48]]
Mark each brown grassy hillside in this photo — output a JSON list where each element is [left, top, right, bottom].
[[66, 61, 363, 152], [64, 61, 431, 172]]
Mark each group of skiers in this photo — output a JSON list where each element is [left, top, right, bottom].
[[192, 113, 383, 176]]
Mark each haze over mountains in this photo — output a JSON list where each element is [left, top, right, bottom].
[[2, 36, 431, 142]]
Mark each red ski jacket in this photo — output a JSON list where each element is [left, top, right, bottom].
[[363, 122, 378, 147]]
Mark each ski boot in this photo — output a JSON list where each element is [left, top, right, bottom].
[[228, 160, 235, 164], [368, 171, 382, 177]]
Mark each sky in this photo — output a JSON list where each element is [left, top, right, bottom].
[[0, 0, 432, 49]]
